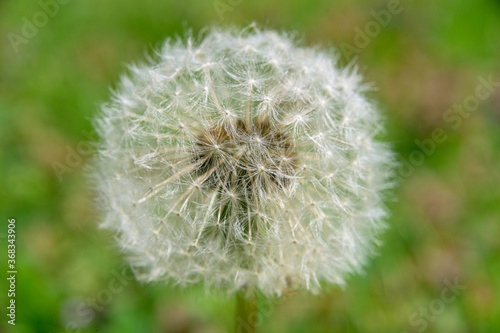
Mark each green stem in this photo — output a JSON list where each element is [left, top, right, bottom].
[[235, 288, 257, 333]]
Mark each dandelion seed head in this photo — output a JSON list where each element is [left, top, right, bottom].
[[94, 26, 394, 296]]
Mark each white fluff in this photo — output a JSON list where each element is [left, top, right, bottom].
[[94, 26, 394, 297]]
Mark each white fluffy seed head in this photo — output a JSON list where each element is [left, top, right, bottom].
[[94, 26, 394, 297]]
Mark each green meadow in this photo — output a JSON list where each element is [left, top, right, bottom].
[[1, 0, 499, 332]]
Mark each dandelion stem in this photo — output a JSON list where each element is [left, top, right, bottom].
[[235, 288, 257, 333]]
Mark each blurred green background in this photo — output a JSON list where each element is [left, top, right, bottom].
[[1, 0, 499, 332]]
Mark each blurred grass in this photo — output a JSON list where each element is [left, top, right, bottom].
[[1, 0, 500, 332]]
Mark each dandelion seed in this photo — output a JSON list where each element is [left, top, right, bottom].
[[93, 26, 394, 298]]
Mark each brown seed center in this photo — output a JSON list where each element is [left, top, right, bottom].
[[194, 118, 299, 195]]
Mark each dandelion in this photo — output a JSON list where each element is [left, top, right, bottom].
[[94, 26, 393, 330]]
